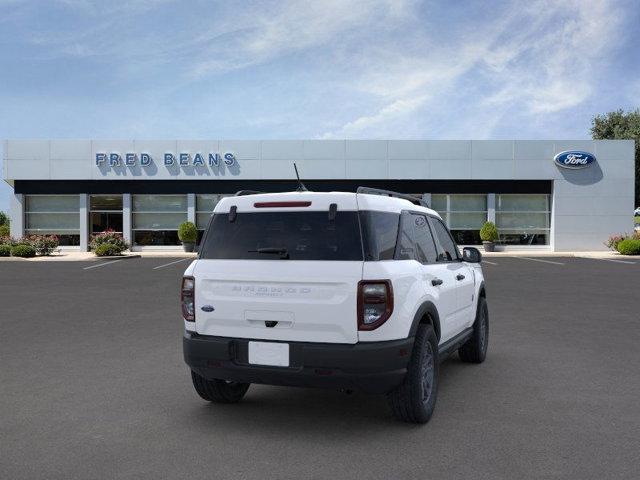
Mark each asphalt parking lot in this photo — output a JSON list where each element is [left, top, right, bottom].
[[1, 256, 639, 479]]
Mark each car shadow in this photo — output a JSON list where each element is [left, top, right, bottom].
[[174, 355, 473, 435]]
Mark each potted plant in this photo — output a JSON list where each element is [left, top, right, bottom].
[[480, 221, 499, 252], [178, 221, 198, 252]]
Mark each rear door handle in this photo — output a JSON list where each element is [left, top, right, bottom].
[[456, 274, 465, 281], [431, 278, 443, 286]]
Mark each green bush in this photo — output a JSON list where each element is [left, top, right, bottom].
[[0, 224, 9, 237], [25, 234, 59, 255], [94, 243, 125, 257], [0, 244, 11, 256], [616, 238, 640, 255], [10, 244, 36, 258], [479, 222, 499, 242], [90, 230, 129, 252], [0, 211, 9, 226], [178, 221, 198, 243]]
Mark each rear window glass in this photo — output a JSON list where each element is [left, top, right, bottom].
[[199, 211, 363, 261]]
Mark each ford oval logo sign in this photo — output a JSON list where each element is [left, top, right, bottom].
[[554, 150, 595, 169]]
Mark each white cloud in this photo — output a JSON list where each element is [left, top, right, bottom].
[[323, 0, 625, 138], [190, 0, 413, 77]]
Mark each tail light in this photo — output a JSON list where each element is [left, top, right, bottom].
[[181, 276, 195, 322], [357, 280, 393, 330]]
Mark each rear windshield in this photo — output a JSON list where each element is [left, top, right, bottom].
[[199, 211, 364, 261]]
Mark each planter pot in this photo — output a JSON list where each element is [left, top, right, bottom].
[[182, 242, 195, 252], [482, 241, 495, 252]]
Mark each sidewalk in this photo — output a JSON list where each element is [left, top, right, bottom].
[[0, 251, 198, 262], [1, 249, 637, 261], [481, 250, 638, 259]]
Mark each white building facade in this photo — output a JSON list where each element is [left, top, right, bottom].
[[2, 139, 635, 251]]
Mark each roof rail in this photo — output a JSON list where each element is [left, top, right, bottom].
[[356, 186, 429, 208], [234, 190, 263, 196]]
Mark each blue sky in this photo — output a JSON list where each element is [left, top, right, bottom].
[[1, 0, 639, 212]]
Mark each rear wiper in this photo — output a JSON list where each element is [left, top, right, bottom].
[[248, 247, 290, 259]]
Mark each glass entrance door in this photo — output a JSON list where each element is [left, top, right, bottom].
[[90, 195, 123, 234]]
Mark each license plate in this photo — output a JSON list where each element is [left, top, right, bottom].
[[248, 341, 289, 367]]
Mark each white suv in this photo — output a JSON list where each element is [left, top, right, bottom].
[[182, 188, 488, 423]]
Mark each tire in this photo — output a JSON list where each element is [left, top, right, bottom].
[[190, 370, 250, 403], [387, 324, 438, 424], [458, 296, 489, 364]]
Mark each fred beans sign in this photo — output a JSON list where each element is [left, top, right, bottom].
[[95, 152, 236, 168]]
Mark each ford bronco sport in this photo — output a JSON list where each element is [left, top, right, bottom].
[[182, 188, 488, 423]]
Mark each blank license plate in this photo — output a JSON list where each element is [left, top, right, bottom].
[[248, 341, 289, 367]]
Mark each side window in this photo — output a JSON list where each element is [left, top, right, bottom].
[[411, 214, 438, 264], [395, 212, 416, 260], [359, 211, 400, 261], [430, 217, 460, 262]]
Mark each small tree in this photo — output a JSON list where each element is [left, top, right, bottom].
[[0, 211, 9, 226], [591, 109, 640, 206], [480, 221, 499, 243], [178, 221, 198, 243]]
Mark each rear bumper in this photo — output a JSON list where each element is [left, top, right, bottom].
[[183, 331, 414, 394]]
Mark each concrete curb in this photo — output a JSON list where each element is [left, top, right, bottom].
[[481, 251, 640, 259]]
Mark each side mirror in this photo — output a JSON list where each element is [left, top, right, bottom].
[[462, 247, 482, 263]]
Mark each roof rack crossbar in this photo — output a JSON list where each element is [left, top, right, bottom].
[[235, 190, 263, 196], [356, 186, 429, 208]]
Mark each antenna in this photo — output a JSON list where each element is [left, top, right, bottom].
[[293, 162, 308, 192]]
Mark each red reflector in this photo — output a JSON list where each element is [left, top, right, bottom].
[[254, 201, 312, 208]]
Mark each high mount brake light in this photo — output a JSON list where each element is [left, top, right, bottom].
[[181, 276, 195, 322], [357, 280, 393, 331], [253, 201, 312, 208]]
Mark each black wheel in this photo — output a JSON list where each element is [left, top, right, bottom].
[[190, 370, 250, 403], [387, 324, 438, 424], [458, 296, 489, 364]]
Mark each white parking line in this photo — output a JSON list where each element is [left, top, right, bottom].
[[83, 259, 123, 270], [589, 257, 636, 265], [153, 258, 191, 270], [516, 257, 565, 265], [482, 260, 499, 265]]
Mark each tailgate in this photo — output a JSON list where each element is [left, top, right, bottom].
[[194, 260, 362, 344]]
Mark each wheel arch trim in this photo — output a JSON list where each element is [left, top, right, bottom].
[[408, 301, 442, 342]]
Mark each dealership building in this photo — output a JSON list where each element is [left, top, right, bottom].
[[2, 139, 635, 251]]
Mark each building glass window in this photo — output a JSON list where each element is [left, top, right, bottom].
[[196, 194, 231, 243], [132, 195, 187, 246], [430, 194, 487, 245], [196, 194, 229, 230], [90, 195, 123, 235], [496, 194, 550, 245], [25, 195, 80, 246]]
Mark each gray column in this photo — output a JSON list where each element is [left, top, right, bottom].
[[79, 194, 89, 251], [123, 194, 132, 246], [487, 193, 496, 223], [549, 183, 556, 252], [445, 195, 451, 226], [10, 193, 24, 239], [421, 193, 432, 208], [187, 193, 196, 224]]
